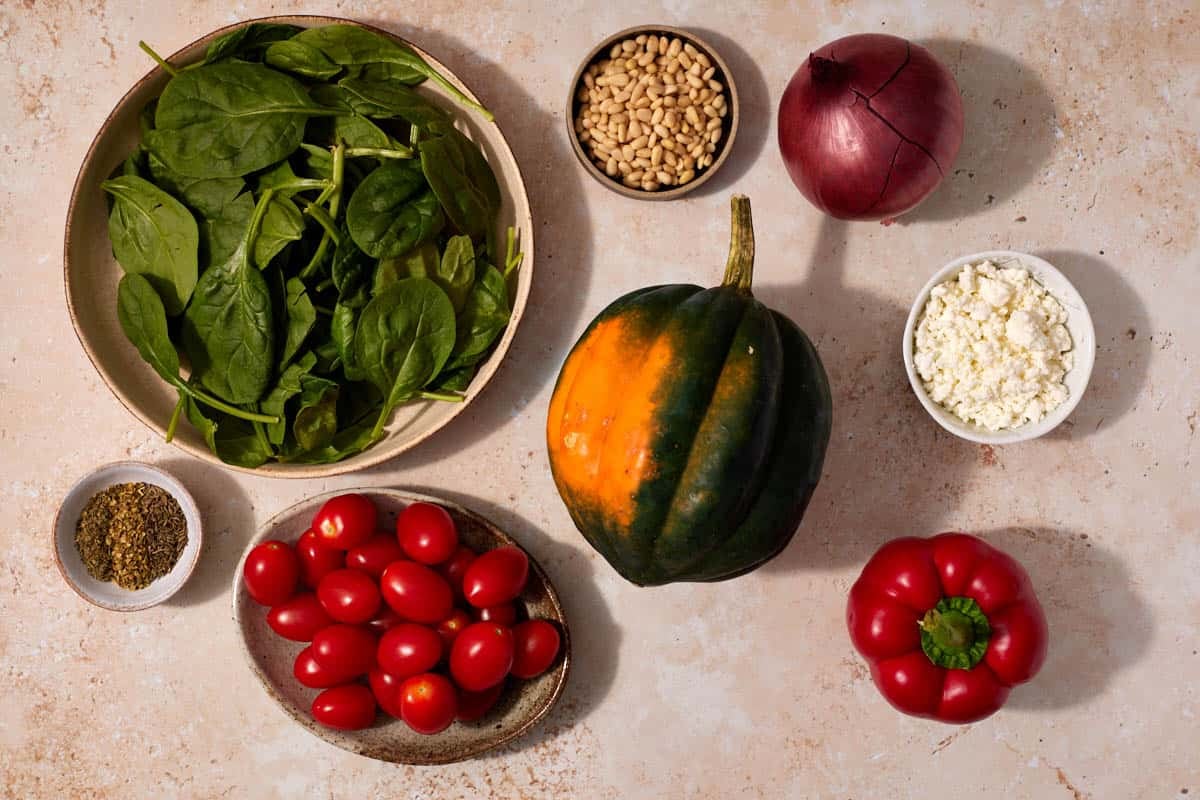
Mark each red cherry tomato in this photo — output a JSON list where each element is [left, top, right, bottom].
[[312, 684, 377, 731], [243, 540, 300, 606], [474, 603, 518, 626], [456, 683, 504, 722], [267, 592, 333, 641], [380, 561, 454, 624], [399, 673, 458, 735], [396, 502, 459, 565], [365, 606, 404, 636], [294, 646, 354, 689], [368, 668, 405, 718], [438, 546, 477, 596], [436, 609, 472, 648], [296, 529, 344, 589], [510, 620, 561, 679], [311, 624, 376, 676], [317, 568, 382, 624], [346, 533, 405, 578], [377, 623, 443, 679], [462, 546, 529, 608], [312, 493, 377, 550], [449, 622, 515, 691]]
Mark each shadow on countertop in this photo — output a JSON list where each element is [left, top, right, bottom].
[[402, 486, 621, 755], [902, 39, 1056, 224], [1037, 250, 1151, 439], [980, 526, 1153, 711], [759, 217, 979, 573], [359, 21, 594, 472], [161, 457, 254, 608]]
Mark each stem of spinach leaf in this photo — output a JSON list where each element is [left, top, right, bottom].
[[138, 41, 179, 76], [312, 304, 334, 316], [298, 198, 341, 242], [185, 384, 279, 424], [300, 143, 346, 280], [417, 391, 465, 403], [166, 393, 185, 442], [345, 145, 414, 160]]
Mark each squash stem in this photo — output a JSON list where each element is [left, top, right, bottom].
[[722, 195, 755, 293]]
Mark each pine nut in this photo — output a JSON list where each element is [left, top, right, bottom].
[[628, 119, 642, 140], [702, 66, 716, 81], [648, 132, 658, 147], [707, 117, 722, 131], [678, 51, 693, 70], [710, 128, 722, 144], [679, 168, 695, 183], [651, 145, 663, 166], [610, 44, 623, 59], [621, 39, 637, 53], [685, 106, 701, 127], [656, 170, 672, 184], [696, 52, 711, 69], [628, 169, 644, 182], [636, 147, 652, 158], [633, 157, 651, 168], [668, 38, 682, 57], [708, 80, 723, 92], [618, 160, 632, 174], [651, 107, 664, 125], [630, 135, 649, 149], [605, 157, 619, 176], [653, 123, 671, 139]]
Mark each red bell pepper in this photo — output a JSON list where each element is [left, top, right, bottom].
[[846, 533, 1048, 724]]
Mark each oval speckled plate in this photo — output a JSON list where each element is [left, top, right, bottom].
[[232, 489, 569, 764]]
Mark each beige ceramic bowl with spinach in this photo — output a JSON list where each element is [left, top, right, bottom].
[[65, 16, 533, 477]]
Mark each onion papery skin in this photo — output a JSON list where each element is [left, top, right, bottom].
[[777, 34, 964, 221]]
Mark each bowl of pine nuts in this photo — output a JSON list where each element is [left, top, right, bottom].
[[568, 26, 738, 199]]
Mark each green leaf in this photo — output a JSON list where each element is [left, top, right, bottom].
[[202, 23, 302, 65], [254, 195, 305, 268], [437, 234, 476, 312], [345, 161, 442, 258], [338, 78, 450, 127], [358, 61, 426, 85], [265, 39, 342, 79], [374, 241, 439, 295], [331, 302, 362, 381], [446, 263, 510, 371], [418, 123, 500, 241], [102, 175, 199, 316], [281, 277, 316, 366], [116, 273, 183, 384], [430, 364, 476, 393], [330, 229, 375, 308], [354, 278, 456, 439], [293, 375, 340, 451], [278, 414, 377, 464], [260, 351, 316, 445], [334, 113, 396, 149], [181, 191, 277, 404], [146, 62, 336, 178]]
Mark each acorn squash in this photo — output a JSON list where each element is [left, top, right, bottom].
[[546, 196, 832, 585]]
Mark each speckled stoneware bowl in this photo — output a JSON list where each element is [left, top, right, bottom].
[[64, 15, 533, 478], [54, 461, 202, 611], [232, 489, 570, 764], [903, 250, 1096, 444]]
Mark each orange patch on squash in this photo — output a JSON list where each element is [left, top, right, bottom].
[[547, 316, 673, 529]]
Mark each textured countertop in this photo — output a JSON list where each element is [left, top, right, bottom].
[[1, 1, 1197, 797]]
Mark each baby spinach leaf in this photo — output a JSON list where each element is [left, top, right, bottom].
[[334, 113, 396, 149], [102, 174, 199, 316], [359, 61, 425, 85], [345, 161, 440, 257], [331, 302, 363, 381], [290, 25, 491, 120], [338, 78, 450, 127], [184, 398, 274, 468], [430, 364, 476, 394], [446, 263, 510, 371], [418, 124, 500, 241], [374, 241, 439, 295], [278, 414, 377, 464], [146, 62, 337, 178], [261, 351, 316, 445], [281, 277, 316, 366], [181, 190, 277, 404], [265, 39, 341, 80], [331, 232, 374, 308], [121, 146, 148, 178], [293, 375, 340, 451], [354, 278, 456, 440], [255, 195, 305, 268], [202, 23, 302, 65], [437, 234, 476, 312]]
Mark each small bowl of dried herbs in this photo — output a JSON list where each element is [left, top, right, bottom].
[[54, 461, 201, 611]]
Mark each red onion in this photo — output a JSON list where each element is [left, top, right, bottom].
[[777, 34, 963, 221]]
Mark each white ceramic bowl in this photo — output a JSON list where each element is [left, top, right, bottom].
[[54, 461, 202, 611], [902, 250, 1095, 444]]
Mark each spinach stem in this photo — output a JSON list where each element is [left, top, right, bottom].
[[420, 68, 494, 122], [183, 384, 279, 424], [312, 304, 335, 316], [417, 391, 466, 403], [300, 234, 331, 280], [138, 41, 178, 76], [344, 145, 414, 160], [165, 393, 185, 442], [299, 198, 341, 242], [314, 278, 334, 293], [272, 179, 332, 192]]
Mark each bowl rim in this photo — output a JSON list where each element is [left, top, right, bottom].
[[902, 249, 1096, 444], [63, 15, 534, 479], [565, 24, 740, 201], [230, 487, 571, 764], [52, 460, 203, 611]]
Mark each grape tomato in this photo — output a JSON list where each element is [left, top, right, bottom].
[[380, 561, 454, 624], [312, 493, 377, 550], [317, 568, 382, 624], [294, 646, 354, 689], [449, 622, 515, 692], [296, 529, 344, 589], [267, 592, 332, 641], [510, 620, 561, 679], [346, 533, 405, 578], [243, 540, 300, 606], [462, 546, 529, 608], [312, 624, 376, 676], [396, 502, 459, 565], [400, 673, 458, 735], [377, 623, 443, 679], [312, 684, 377, 731]]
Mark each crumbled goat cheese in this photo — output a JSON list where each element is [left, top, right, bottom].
[[913, 260, 1074, 431]]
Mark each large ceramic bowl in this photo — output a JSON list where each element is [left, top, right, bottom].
[[64, 16, 533, 477], [232, 489, 570, 764]]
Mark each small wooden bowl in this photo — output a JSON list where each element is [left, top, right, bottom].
[[566, 25, 740, 200], [232, 489, 570, 764], [64, 16, 534, 478]]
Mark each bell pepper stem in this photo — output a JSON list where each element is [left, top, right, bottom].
[[918, 596, 992, 670]]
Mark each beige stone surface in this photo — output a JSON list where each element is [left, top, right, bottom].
[[1, 0, 1197, 797]]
